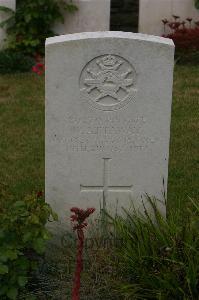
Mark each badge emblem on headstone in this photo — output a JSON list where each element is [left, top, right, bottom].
[[80, 54, 137, 111]]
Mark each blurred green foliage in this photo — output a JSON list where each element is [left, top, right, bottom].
[[0, 0, 77, 56]]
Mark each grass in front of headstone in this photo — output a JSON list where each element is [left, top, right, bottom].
[[81, 196, 199, 299], [21, 196, 199, 299]]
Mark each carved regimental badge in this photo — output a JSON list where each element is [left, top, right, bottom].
[[80, 54, 137, 111]]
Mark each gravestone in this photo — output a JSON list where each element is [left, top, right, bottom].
[[53, 0, 110, 35], [0, 0, 16, 49], [46, 32, 174, 230]]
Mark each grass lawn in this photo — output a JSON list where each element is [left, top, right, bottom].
[[0, 65, 198, 209], [0, 73, 44, 202], [168, 65, 199, 209]]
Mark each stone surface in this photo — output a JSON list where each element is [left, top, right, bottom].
[[53, 0, 110, 35], [0, 0, 16, 49], [139, 0, 199, 36], [45, 32, 174, 230]]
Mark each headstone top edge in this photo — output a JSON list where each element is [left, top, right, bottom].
[[45, 31, 175, 47]]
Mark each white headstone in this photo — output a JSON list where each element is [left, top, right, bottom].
[[53, 0, 110, 35], [0, 0, 16, 49], [139, 0, 199, 36], [46, 32, 174, 230]]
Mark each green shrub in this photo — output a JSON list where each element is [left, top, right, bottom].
[[0, 49, 35, 74], [107, 197, 199, 299], [0, 0, 77, 56], [0, 193, 57, 299]]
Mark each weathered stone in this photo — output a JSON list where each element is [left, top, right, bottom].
[[45, 32, 174, 231]]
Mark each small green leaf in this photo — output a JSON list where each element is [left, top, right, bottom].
[[25, 14, 31, 23], [13, 201, 25, 208], [0, 254, 8, 262], [33, 238, 45, 254], [18, 276, 28, 287], [0, 19, 9, 28], [0, 229, 4, 238], [42, 230, 51, 240], [52, 211, 58, 221], [22, 232, 32, 242], [25, 295, 36, 300], [16, 257, 29, 270], [0, 263, 8, 274], [7, 287, 18, 300], [64, 3, 78, 13], [5, 249, 18, 260], [30, 215, 39, 224], [20, 211, 29, 217], [0, 285, 8, 296]]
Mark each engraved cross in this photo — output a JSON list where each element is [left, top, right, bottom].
[[80, 158, 133, 208]]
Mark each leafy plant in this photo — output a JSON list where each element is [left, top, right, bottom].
[[0, 0, 77, 56], [106, 197, 199, 299], [0, 49, 35, 74], [0, 192, 57, 299]]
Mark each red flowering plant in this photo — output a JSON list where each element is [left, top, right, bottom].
[[70, 207, 95, 300], [32, 53, 45, 75], [32, 62, 45, 75], [162, 15, 199, 63]]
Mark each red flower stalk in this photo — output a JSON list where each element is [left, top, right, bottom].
[[70, 207, 95, 300]]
